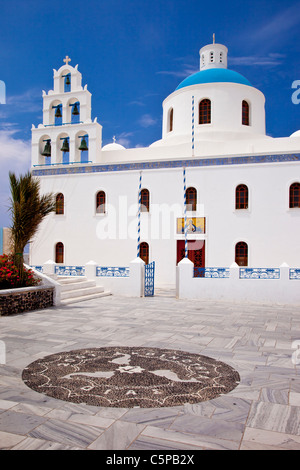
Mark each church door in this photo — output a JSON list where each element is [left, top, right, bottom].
[[176, 240, 205, 267]]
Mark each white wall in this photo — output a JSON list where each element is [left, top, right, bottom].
[[30, 159, 300, 286], [176, 259, 300, 305]]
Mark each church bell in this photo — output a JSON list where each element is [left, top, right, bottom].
[[60, 138, 69, 152], [72, 103, 80, 115], [65, 74, 71, 86], [78, 136, 88, 151], [55, 106, 62, 118], [41, 140, 51, 157]]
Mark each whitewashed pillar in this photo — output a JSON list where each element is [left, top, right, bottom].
[[176, 257, 194, 299], [129, 257, 145, 297]]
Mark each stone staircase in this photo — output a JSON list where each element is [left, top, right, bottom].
[[50, 275, 111, 305]]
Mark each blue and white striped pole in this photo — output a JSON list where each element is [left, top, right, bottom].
[[137, 171, 142, 258], [192, 95, 195, 156], [183, 167, 188, 258]]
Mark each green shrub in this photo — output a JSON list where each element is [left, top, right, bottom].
[[0, 254, 40, 290]]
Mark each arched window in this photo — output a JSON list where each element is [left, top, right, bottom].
[[168, 108, 174, 132], [235, 184, 248, 209], [186, 187, 197, 211], [96, 191, 106, 214], [289, 182, 300, 208], [55, 193, 64, 215], [235, 242, 248, 266], [55, 242, 64, 264], [242, 100, 250, 126], [140, 242, 149, 265], [199, 99, 211, 124], [141, 188, 150, 212]]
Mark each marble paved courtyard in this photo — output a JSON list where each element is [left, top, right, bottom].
[[0, 289, 300, 450]]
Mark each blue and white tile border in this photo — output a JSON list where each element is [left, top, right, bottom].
[[194, 267, 230, 278], [55, 266, 85, 276], [290, 268, 300, 280], [96, 267, 130, 277], [32, 152, 300, 177], [239, 268, 280, 280]]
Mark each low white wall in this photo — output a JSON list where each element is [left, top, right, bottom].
[[38, 258, 145, 298], [176, 259, 300, 305], [85, 258, 145, 297]]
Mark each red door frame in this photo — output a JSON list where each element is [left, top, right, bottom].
[[176, 240, 205, 267]]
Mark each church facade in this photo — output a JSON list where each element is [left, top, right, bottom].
[[30, 41, 300, 287]]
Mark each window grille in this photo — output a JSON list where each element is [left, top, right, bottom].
[[96, 191, 106, 214], [199, 99, 211, 124], [289, 183, 300, 208], [235, 184, 248, 209]]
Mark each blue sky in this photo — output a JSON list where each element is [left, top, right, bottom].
[[0, 0, 300, 227]]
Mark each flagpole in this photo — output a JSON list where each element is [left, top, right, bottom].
[[183, 167, 188, 258], [137, 171, 142, 258], [192, 95, 195, 157]]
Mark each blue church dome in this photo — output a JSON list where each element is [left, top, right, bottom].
[[176, 68, 252, 91]]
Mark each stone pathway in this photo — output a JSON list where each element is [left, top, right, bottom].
[[0, 292, 300, 450]]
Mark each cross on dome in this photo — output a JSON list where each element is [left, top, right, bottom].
[[63, 55, 71, 65]]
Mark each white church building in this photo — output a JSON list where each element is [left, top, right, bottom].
[[30, 40, 300, 299]]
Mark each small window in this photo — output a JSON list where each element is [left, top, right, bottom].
[[235, 184, 248, 209], [96, 191, 106, 214], [141, 188, 150, 212], [168, 108, 173, 132], [55, 242, 64, 264], [289, 182, 300, 208], [235, 242, 248, 266], [186, 187, 197, 211], [220, 52, 223, 63], [201, 54, 205, 65], [242, 100, 250, 126], [140, 242, 149, 265], [210, 51, 214, 63], [199, 99, 211, 124], [55, 193, 64, 215]]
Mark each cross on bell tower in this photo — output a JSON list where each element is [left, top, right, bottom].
[[63, 55, 71, 65]]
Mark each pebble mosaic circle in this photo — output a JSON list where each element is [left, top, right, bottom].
[[22, 347, 240, 408]]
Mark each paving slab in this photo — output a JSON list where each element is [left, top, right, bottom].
[[0, 292, 299, 450]]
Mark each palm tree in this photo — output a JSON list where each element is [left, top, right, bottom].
[[8, 171, 55, 282]]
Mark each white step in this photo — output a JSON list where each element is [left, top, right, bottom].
[[61, 291, 111, 305], [60, 280, 96, 292], [61, 285, 105, 300], [56, 276, 88, 284]]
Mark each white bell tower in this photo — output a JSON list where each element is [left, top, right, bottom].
[[31, 55, 102, 167]]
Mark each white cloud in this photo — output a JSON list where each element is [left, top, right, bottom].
[[6, 88, 41, 114], [139, 114, 157, 128], [253, 4, 300, 44], [116, 131, 134, 148], [0, 128, 31, 227], [229, 53, 285, 67]]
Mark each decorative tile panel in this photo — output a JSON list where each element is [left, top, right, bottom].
[[96, 267, 129, 277], [194, 267, 230, 278], [32, 153, 300, 177], [31, 266, 43, 273], [289, 269, 300, 280], [239, 268, 280, 279], [55, 266, 85, 276]]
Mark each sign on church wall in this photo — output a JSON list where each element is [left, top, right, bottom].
[[176, 217, 206, 234]]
